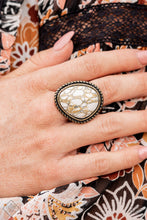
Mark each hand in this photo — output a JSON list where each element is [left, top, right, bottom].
[[0, 35, 147, 197]]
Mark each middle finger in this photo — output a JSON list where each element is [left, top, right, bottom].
[[31, 49, 146, 91]]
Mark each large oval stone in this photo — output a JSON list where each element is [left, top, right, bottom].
[[55, 81, 103, 123]]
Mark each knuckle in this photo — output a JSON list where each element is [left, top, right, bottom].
[[25, 75, 39, 92], [30, 93, 56, 124], [93, 155, 110, 175], [122, 150, 134, 168], [37, 132, 58, 151], [31, 129, 59, 153], [114, 50, 128, 71], [99, 113, 121, 138], [45, 133, 58, 148], [141, 110, 147, 131], [31, 99, 42, 118], [39, 100, 53, 121], [83, 53, 99, 77], [30, 100, 45, 123], [34, 162, 59, 189], [101, 76, 117, 102], [29, 52, 42, 67], [137, 74, 147, 94]]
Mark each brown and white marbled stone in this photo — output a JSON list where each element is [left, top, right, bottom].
[[58, 85, 100, 119]]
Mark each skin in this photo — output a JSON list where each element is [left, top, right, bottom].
[[0, 41, 147, 197]]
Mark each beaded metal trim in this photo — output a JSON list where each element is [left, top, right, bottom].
[[54, 81, 103, 123]]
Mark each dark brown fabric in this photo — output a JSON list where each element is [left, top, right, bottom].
[[39, 3, 147, 52]]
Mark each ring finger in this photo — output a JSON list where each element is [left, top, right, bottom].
[[91, 72, 147, 106], [52, 71, 147, 127], [51, 72, 147, 151], [50, 71, 147, 124]]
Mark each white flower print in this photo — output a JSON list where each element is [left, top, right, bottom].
[[82, 182, 147, 220], [11, 42, 37, 69]]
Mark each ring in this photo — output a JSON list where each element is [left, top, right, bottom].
[[54, 81, 103, 123]]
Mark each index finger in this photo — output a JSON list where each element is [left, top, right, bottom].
[[32, 49, 147, 91]]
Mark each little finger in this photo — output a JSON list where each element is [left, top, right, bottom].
[[60, 146, 147, 183]]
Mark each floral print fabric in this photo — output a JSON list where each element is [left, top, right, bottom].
[[11, 0, 39, 71], [0, 0, 24, 74], [0, 0, 147, 219]]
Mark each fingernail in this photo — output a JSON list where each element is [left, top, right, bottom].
[[138, 146, 147, 160], [53, 31, 74, 51], [137, 50, 147, 65]]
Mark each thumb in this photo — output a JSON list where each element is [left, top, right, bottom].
[[9, 31, 74, 77]]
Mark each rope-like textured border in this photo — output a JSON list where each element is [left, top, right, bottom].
[[54, 81, 104, 123]]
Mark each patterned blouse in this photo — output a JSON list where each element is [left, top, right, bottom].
[[0, 0, 147, 219]]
